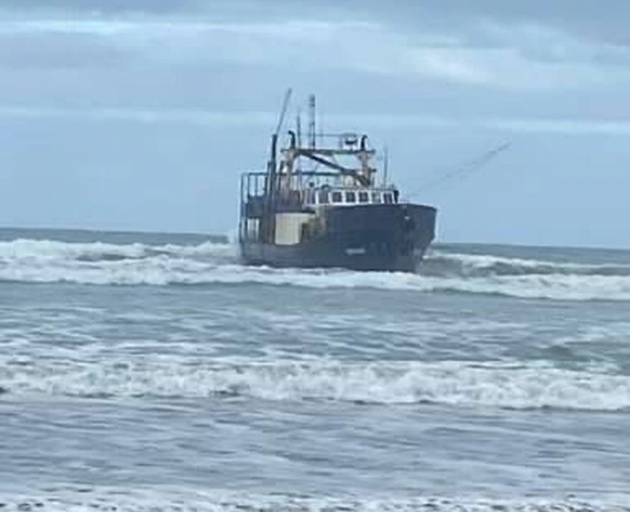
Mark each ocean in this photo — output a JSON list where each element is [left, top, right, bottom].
[[0, 227, 629, 511]]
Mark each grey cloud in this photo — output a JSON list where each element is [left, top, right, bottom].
[[360, 0, 630, 39], [4, 1, 630, 80], [0, 31, 125, 69], [4, 15, 629, 90], [1, 0, 203, 14], [8, 0, 630, 43]]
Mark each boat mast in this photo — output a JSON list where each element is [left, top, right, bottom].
[[263, 88, 293, 242], [296, 111, 302, 149], [383, 145, 389, 187], [268, 88, 292, 179]]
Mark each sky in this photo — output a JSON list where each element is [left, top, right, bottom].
[[1, 0, 630, 247]]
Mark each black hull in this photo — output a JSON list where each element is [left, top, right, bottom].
[[240, 203, 436, 272]]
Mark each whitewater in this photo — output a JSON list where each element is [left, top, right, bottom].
[[2, 236, 630, 300], [1, 228, 629, 511]]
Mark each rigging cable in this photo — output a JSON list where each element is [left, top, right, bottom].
[[406, 142, 511, 199]]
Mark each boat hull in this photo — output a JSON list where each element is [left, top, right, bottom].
[[240, 203, 436, 272]]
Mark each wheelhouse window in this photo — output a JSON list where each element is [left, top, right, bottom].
[[358, 192, 369, 203], [331, 191, 343, 203], [372, 192, 382, 203], [318, 191, 329, 204], [383, 193, 394, 204], [345, 191, 356, 203]]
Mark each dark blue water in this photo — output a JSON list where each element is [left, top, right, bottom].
[[0, 228, 629, 511]]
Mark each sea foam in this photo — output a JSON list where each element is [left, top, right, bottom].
[[1, 239, 630, 301], [2, 358, 628, 411]]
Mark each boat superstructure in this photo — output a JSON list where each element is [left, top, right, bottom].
[[238, 93, 437, 272]]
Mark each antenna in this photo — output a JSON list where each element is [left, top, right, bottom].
[[308, 94, 316, 149]]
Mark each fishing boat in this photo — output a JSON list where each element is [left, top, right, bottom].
[[238, 93, 437, 272]]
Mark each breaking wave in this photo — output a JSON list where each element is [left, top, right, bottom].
[[1, 239, 630, 300], [0, 489, 627, 512], [2, 358, 629, 411], [421, 251, 630, 278]]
